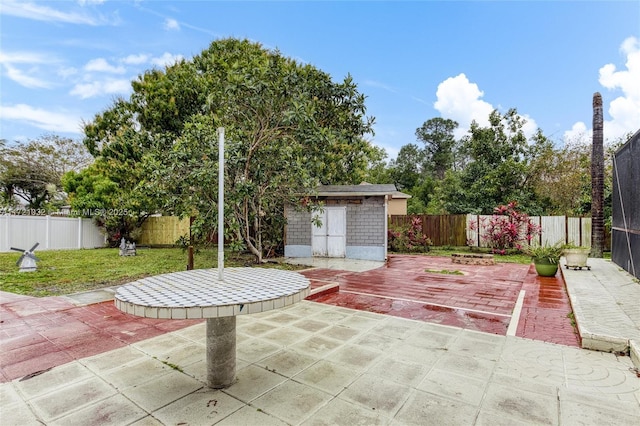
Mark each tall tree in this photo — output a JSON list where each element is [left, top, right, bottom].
[[362, 145, 392, 184], [415, 117, 459, 179], [528, 138, 590, 215], [389, 144, 425, 191], [62, 161, 154, 246], [432, 109, 546, 214], [0, 135, 91, 210], [591, 92, 605, 257], [83, 38, 375, 261]]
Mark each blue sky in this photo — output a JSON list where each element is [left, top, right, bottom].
[[1, 1, 639, 159]]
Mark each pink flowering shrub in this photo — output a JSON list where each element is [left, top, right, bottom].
[[470, 202, 540, 254], [388, 216, 432, 252]]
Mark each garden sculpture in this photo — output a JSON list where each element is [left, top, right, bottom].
[[119, 237, 137, 256], [10, 242, 40, 272]]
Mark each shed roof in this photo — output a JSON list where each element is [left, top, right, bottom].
[[391, 191, 411, 199], [315, 183, 398, 197]]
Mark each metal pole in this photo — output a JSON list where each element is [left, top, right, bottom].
[[218, 127, 225, 281]]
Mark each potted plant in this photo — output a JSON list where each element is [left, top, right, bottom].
[[562, 244, 591, 270], [524, 242, 564, 277]]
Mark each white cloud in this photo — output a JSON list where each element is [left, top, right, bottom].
[[122, 54, 150, 65], [0, 0, 98, 25], [2, 64, 52, 88], [70, 78, 131, 99], [363, 80, 398, 93], [0, 51, 51, 64], [410, 96, 429, 106], [58, 66, 79, 79], [84, 58, 126, 74], [434, 73, 539, 139], [520, 113, 539, 139], [434, 73, 494, 138], [599, 36, 640, 140], [0, 51, 56, 88], [566, 36, 640, 143], [563, 122, 589, 143], [151, 52, 184, 67], [164, 18, 180, 31], [0, 104, 82, 133]]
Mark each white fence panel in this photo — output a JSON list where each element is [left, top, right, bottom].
[[529, 215, 542, 247], [567, 217, 581, 246], [478, 215, 492, 247], [465, 214, 592, 248], [466, 214, 479, 247], [82, 218, 107, 248], [540, 216, 565, 246], [1, 216, 47, 251], [566, 217, 592, 247], [50, 216, 78, 249], [0, 215, 105, 252]]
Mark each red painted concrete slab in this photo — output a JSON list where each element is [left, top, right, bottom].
[[304, 255, 579, 347], [0, 296, 201, 383], [516, 265, 580, 346]]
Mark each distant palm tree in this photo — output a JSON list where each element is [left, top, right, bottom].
[[591, 93, 605, 257]]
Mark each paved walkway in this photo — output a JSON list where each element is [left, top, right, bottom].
[[563, 258, 640, 361], [1, 256, 639, 425]]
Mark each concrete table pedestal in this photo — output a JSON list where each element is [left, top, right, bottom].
[[206, 317, 236, 388], [114, 267, 310, 388]]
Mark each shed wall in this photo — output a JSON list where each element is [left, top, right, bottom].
[[284, 195, 387, 261], [347, 197, 385, 246], [284, 208, 311, 246]]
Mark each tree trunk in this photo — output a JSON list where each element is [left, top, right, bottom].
[[591, 92, 605, 257]]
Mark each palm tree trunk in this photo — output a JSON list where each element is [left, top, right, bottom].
[[591, 92, 605, 257]]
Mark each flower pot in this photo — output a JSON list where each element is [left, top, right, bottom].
[[533, 257, 559, 277], [563, 248, 590, 270]]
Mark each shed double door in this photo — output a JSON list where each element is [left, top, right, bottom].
[[312, 207, 346, 257]]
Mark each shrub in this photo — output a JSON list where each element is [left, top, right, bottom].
[[469, 202, 540, 254], [388, 216, 432, 253]]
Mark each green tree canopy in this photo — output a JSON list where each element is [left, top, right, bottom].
[[0, 135, 91, 210], [62, 160, 154, 246], [415, 117, 459, 180], [431, 109, 549, 214], [82, 38, 376, 261], [389, 143, 425, 191]]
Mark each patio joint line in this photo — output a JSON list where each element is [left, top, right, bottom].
[[506, 289, 526, 336], [341, 290, 512, 317]]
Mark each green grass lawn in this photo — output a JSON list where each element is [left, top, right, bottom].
[[0, 248, 299, 297], [403, 246, 534, 265]]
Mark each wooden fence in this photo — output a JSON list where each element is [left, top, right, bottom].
[[138, 216, 190, 246], [389, 214, 468, 246], [389, 214, 608, 248]]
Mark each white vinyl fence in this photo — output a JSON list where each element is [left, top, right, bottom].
[[0, 215, 106, 252], [466, 214, 592, 248]]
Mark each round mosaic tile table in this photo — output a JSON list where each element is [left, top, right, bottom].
[[114, 267, 310, 388]]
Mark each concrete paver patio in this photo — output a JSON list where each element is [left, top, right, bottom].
[[1, 254, 639, 425], [2, 301, 639, 425]]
